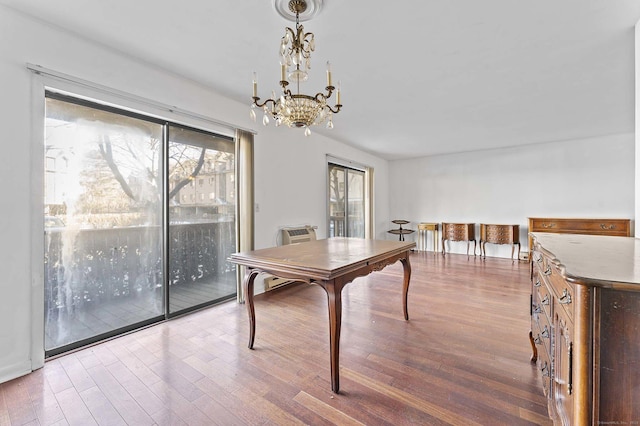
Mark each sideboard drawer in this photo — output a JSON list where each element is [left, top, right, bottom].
[[529, 218, 629, 235], [548, 265, 574, 321], [537, 338, 553, 398], [443, 223, 474, 241], [484, 224, 517, 243]]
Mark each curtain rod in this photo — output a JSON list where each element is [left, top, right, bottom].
[[27, 63, 256, 135]]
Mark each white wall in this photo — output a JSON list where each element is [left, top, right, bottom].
[[636, 20, 640, 238], [389, 134, 635, 258], [0, 6, 389, 384]]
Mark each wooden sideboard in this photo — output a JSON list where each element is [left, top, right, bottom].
[[528, 217, 631, 254], [479, 224, 520, 260], [529, 233, 640, 425], [441, 223, 475, 257]]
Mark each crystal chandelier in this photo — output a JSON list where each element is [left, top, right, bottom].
[[250, 0, 342, 136]]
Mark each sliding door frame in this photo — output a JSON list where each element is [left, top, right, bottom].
[[326, 155, 374, 239], [30, 68, 253, 366]]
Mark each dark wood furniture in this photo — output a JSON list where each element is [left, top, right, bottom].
[[529, 233, 640, 425], [441, 223, 476, 257], [479, 224, 520, 260], [229, 237, 415, 394], [527, 217, 631, 255], [388, 219, 414, 241]]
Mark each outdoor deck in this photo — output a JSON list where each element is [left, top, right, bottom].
[[45, 272, 237, 352]]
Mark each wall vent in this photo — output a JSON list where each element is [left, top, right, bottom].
[[265, 225, 317, 290], [281, 226, 317, 245]]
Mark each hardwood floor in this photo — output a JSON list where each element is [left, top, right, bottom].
[[1, 252, 551, 425]]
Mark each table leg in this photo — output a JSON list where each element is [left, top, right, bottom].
[[323, 279, 343, 393], [400, 255, 412, 320], [529, 330, 538, 363], [433, 230, 438, 254], [243, 268, 260, 349]]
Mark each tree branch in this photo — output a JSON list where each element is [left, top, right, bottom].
[[98, 135, 137, 200], [169, 147, 207, 199]]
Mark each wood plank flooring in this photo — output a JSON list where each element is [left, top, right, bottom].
[[1, 252, 552, 425]]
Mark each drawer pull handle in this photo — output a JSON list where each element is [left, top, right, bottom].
[[600, 223, 615, 230], [543, 266, 552, 276], [541, 295, 550, 306], [534, 335, 542, 345], [541, 326, 549, 339], [534, 279, 541, 288], [534, 254, 543, 263], [559, 289, 572, 305], [568, 343, 573, 395], [542, 223, 556, 229], [533, 304, 541, 314]]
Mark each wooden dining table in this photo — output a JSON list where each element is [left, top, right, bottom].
[[229, 237, 415, 393]]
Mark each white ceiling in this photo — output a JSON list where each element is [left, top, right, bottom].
[[3, 0, 640, 160]]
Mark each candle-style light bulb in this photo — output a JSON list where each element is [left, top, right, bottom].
[[252, 72, 257, 97], [280, 63, 286, 82], [337, 81, 341, 105], [326, 61, 332, 87]]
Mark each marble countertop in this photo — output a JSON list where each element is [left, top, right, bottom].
[[531, 232, 640, 289]]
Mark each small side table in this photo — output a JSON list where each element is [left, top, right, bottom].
[[388, 220, 415, 242], [479, 224, 520, 260], [442, 223, 476, 257], [417, 222, 439, 253]]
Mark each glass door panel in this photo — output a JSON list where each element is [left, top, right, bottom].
[[168, 125, 236, 314], [328, 164, 346, 237], [44, 96, 164, 354], [346, 169, 365, 238], [328, 163, 365, 238]]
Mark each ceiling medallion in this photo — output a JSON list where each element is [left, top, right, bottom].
[[272, 0, 323, 22], [251, 0, 341, 136]]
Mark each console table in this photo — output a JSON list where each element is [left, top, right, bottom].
[[479, 224, 520, 260], [527, 217, 631, 255], [417, 222, 438, 253], [441, 223, 476, 257], [529, 233, 640, 424], [229, 238, 415, 393]]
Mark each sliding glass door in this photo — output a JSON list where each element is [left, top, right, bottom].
[[167, 126, 236, 314], [328, 163, 366, 238], [44, 93, 237, 356]]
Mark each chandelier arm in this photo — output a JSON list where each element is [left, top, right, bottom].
[[252, 97, 276, 109], [284, 27, 295, 43], [323, 86, 335, 99], [303, 33, 314, 48], [326, 104, 342, 114]]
